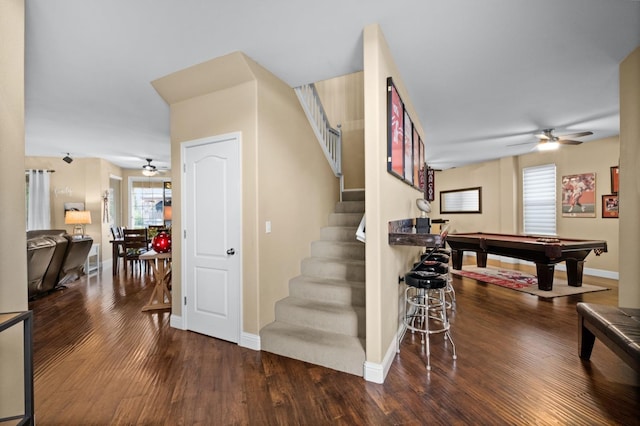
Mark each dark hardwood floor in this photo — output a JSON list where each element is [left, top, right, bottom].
[[28, 264, 638, 425]]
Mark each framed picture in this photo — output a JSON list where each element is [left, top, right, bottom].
[[561, 173, 596, 217], [64, 202, 85, 213], [602, 194, 619, 218], [386, 77, 423, 192], [440, 187, 482, 214], [387, 78, 404, 179], [403, 110, 413, 184], [413, 126, 420, 187], [610, 166, 619, 194]]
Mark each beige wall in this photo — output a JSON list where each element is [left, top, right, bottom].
[[316, 72, 365, 189], [25, 157, 125, 267], [433, 136, 620, 274], [619, 46, 640, 308], [363, 24, 426, 365], [0, 0, 27, 416], [153, 52, 337, 334]]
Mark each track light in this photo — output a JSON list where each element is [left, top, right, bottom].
[[63, 153, 73, 164]]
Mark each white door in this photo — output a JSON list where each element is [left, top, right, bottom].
[[183, 133, 241, 343]]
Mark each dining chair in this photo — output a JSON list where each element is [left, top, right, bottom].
[[122, 228, 149, 274], [110, 226, 126, 274]]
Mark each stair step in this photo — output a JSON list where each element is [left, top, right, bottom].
[[341, 190, 365, 202], [311, 240, 364, 261], [328, 212, 363, 227], [301, 257, 365, 282], [289, 275, 365, 306], [274, 297, 365, 337], [335, 200, 365, 214], [320, 226, 359, 242], [260, 322, 365, 376]]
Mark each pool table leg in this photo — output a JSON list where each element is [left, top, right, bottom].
[[565, 259, 584, 287], [535, 263, 555, 291], [476, 252, 488, 268], [450, 250, 488, 269]]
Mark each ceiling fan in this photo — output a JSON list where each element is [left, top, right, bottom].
[[533, 129, 593, 151], [142, 158, 165, 176]]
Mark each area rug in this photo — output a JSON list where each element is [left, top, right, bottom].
[[450, 266, 609, 298]]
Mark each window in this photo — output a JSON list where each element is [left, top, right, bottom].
[[523, 164, 556, 235], [129, 178, 166, 228]]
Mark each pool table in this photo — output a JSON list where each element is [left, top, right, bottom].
[[446, 232, 607, 291]]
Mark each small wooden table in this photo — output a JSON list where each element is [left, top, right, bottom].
[[139, 249, 172, 312]]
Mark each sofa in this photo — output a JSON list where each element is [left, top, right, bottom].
[[26, 230, 93, 299]]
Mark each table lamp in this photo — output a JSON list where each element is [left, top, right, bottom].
[[65, 210, 91, 236]]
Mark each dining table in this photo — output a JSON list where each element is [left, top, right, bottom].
[[138, 249, 172, 312]]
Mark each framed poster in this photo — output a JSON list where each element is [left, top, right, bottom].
[[386, 77, 423, 192], [602, 194, 619, 218], [403, 110, 413, 184], [413, 126, 420, 187], [610, 166, 619, 194], [561, 173, 596, 217], [387, 79, 404, 179]]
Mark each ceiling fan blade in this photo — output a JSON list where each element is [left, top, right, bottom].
[[534, 133, 551, 140], [557, 131, 593, 140], [507, 141, 535, 147], [558, 140, 583, 145]]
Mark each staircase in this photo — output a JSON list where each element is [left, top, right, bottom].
[[260, 190, 366, 376]]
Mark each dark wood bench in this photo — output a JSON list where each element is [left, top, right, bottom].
[[577, 302, 640, 372]]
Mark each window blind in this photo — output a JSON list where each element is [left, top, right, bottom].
[[523, 164, 556, 235]]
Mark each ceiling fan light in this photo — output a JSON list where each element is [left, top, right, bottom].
[[537, 141, 560, 151], [142, 169, 156, 177]]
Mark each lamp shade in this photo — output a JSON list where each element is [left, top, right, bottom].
[[164, 206, 172, 221], [65, 210, 91, 236], [65, 210, 92, 225]]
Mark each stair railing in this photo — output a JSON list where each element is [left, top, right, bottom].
[[295, 84, 342, 182]]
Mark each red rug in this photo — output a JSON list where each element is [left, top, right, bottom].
[[450, 266, 609, 298]]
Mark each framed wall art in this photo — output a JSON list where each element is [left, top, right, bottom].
[[561, 172, 596, 217], [386, 77, 423, 192], [387, 78, 404, 179], [413, 127, 420, 186], [403, 110, 413, 184], [602, 194, 619, 218], [610, 166, 619, 194]]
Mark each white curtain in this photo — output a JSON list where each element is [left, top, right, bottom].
[[27, 169, 51, 230]]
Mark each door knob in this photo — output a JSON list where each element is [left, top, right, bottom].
[[227, 248, 235, 255]]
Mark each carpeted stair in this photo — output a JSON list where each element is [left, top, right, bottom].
[[260, 190, 366, 376]]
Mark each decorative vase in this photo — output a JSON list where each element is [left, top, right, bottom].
[[152, 231, 171, 253]]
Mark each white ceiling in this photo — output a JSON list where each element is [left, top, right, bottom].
[[24, 0, 640, 171]]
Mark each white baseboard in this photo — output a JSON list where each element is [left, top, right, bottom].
[[363, 332, 399, 384], [170, 314, 184, 329], [240, 332, 260, 351], [168, 317, 260, 351]]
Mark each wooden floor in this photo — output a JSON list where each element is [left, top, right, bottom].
[[28, 265, 639, 425]]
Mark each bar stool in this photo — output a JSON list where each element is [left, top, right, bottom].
[[403, 270, 457, 371], [419, 252, 456, 310]]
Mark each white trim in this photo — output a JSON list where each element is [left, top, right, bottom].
[[170, 314, 184, 330], [180, 132, 243, 343], [240, 332, 260, 351], [109, 174, 123, 180], [363, 333, 399, 384]]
